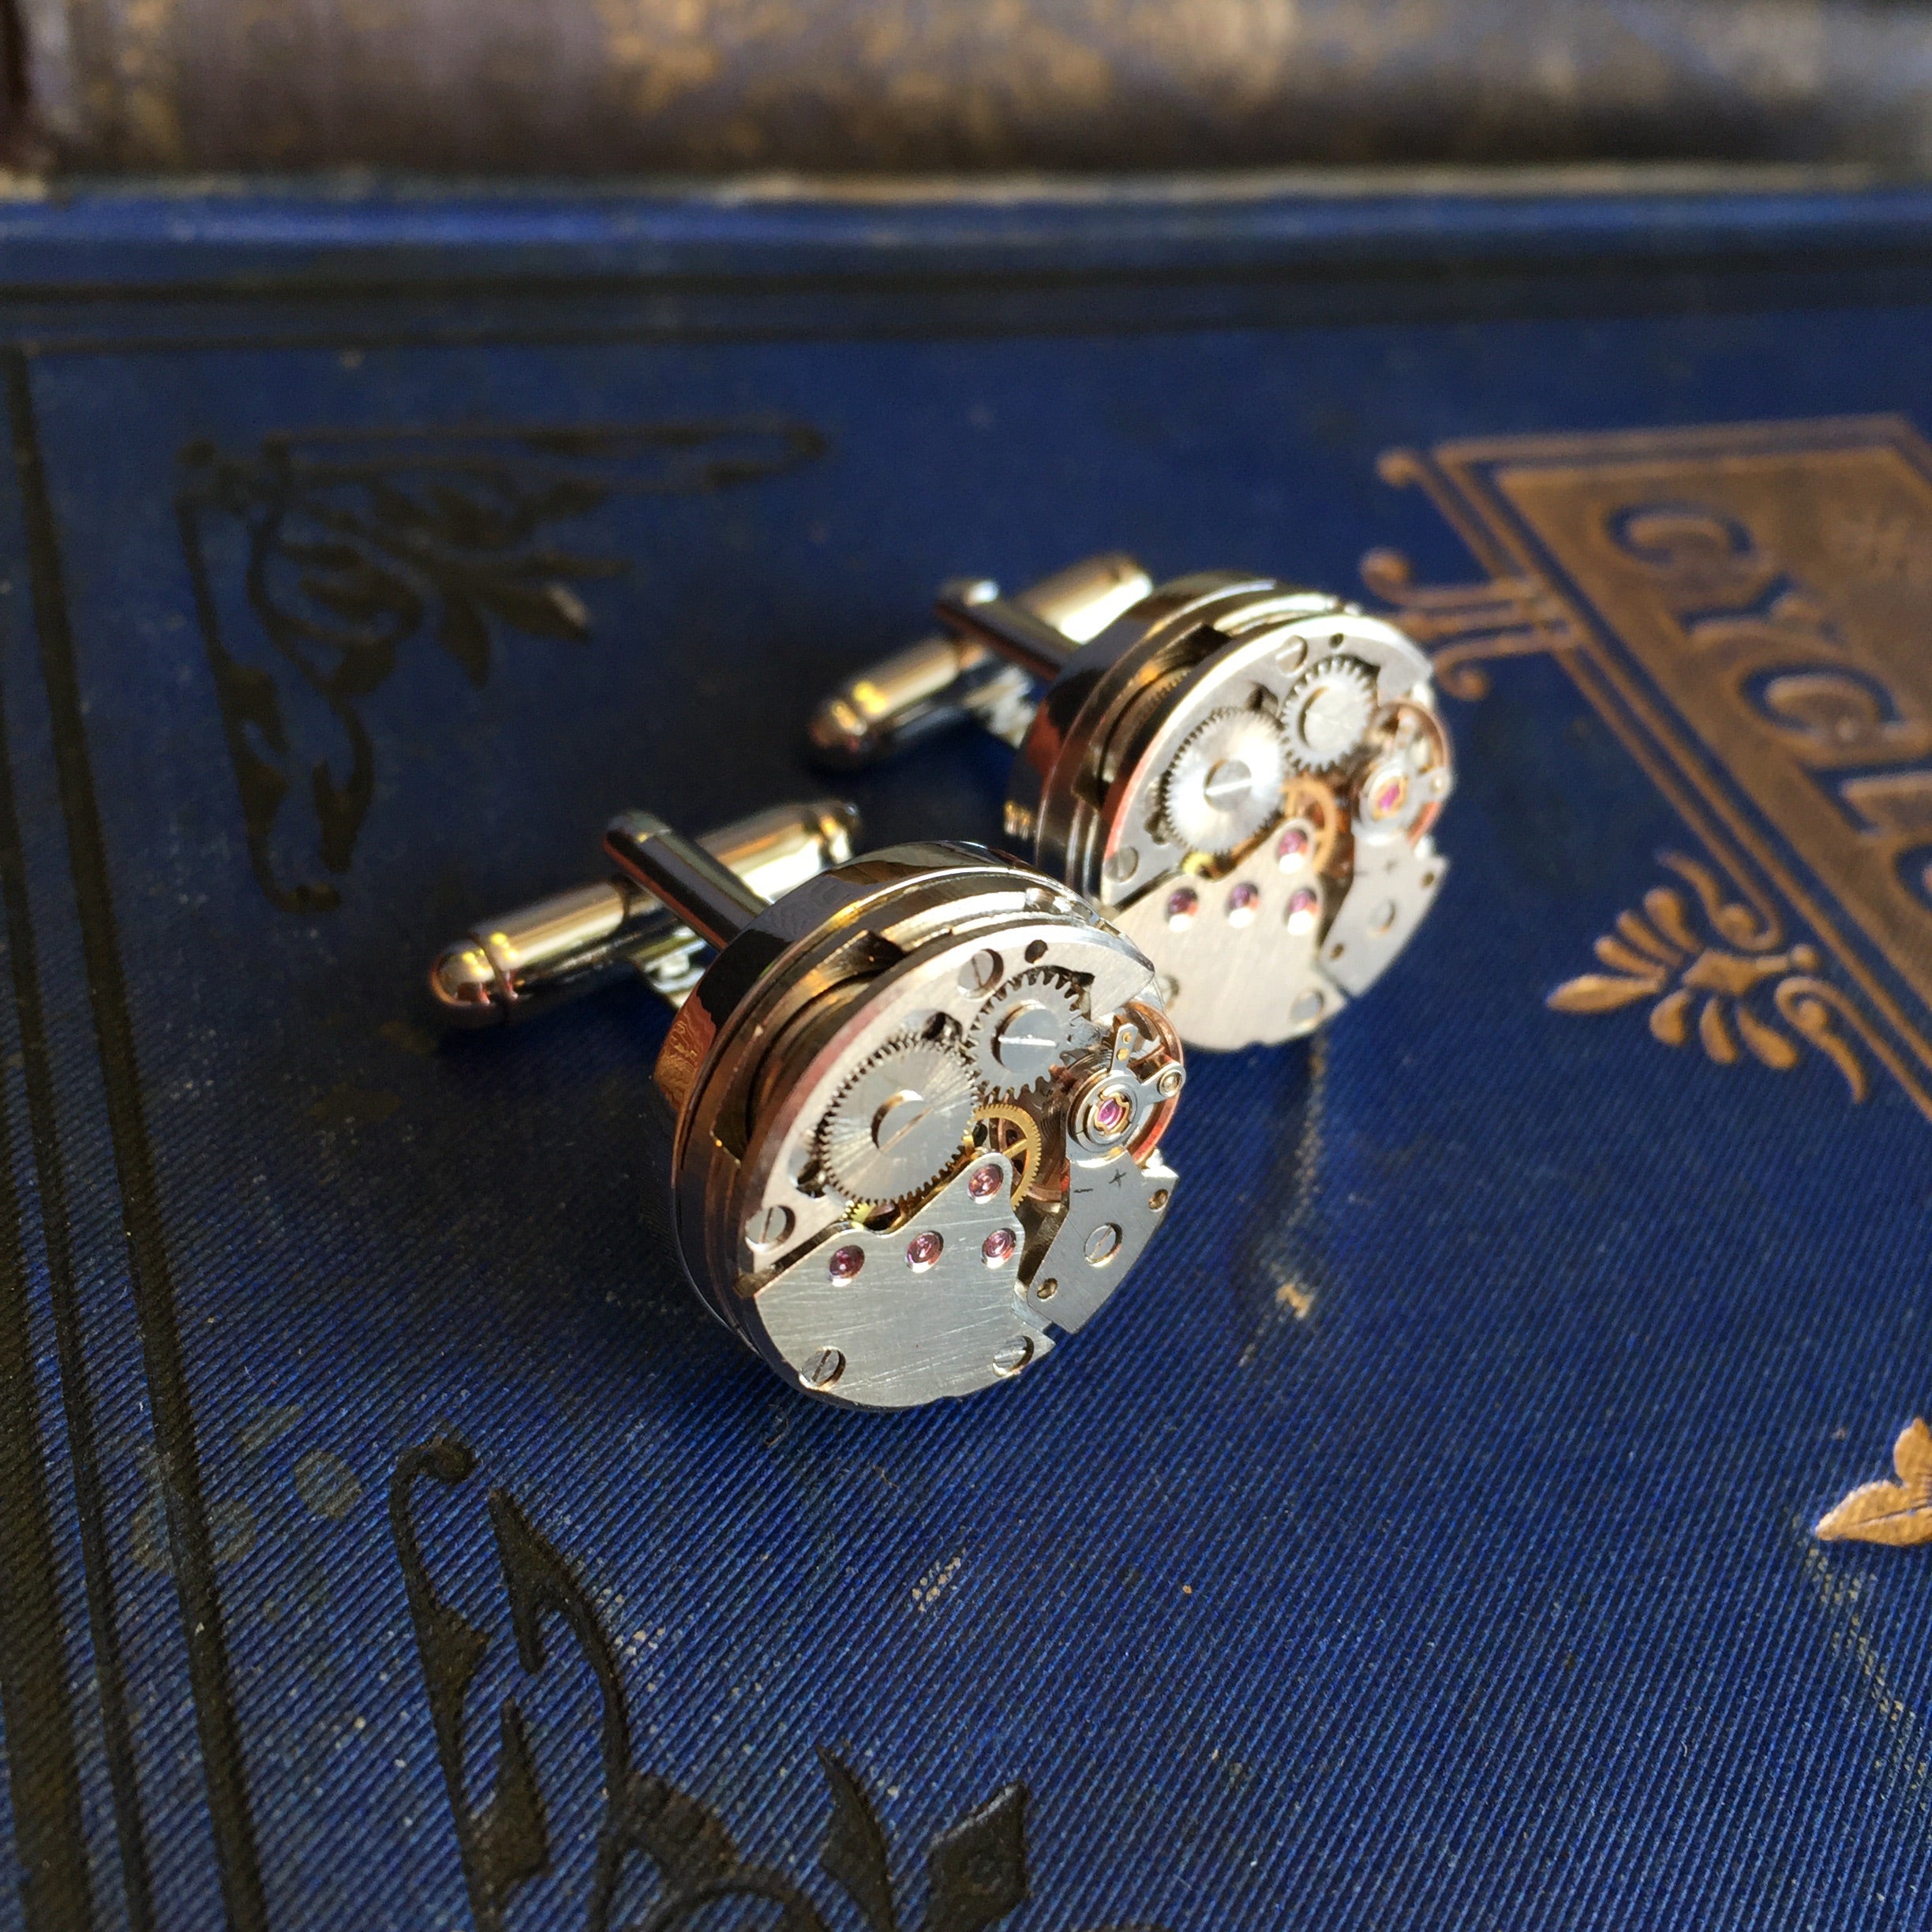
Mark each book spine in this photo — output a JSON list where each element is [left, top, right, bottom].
[[15, 0, 1932, 174]]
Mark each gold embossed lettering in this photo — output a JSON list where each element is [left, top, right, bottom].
[[1380, 418, 1932, 1123], [1491, 437, 1932, 1013], [1836, 767, 1932, 838]]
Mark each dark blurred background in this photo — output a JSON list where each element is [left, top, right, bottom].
[[4, 0, 1930, 177]]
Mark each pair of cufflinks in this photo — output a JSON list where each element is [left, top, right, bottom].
[[429, 556, 1452, 1410]]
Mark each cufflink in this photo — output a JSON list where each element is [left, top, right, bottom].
[[811, 556, 1453, 1051], [429, 803, 1185, 1410]]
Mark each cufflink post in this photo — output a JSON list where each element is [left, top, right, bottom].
[[603, 811, 770, 949], [930, 588, 1082, 683], [428, 799, 858, 1024], [807, 552, 1151, 768]]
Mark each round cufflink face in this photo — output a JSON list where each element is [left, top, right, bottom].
[[1008, 577, 1453, 1051], [657, 845, 1184, 1410]]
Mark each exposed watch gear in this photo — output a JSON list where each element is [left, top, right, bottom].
[[816, 1034, 979, 1208], [1159, 706, 1290, 856], [971, 1101, 1046, 1197], [1275, 773, 1345, 878], [1282, 657, 1376, 770], [967, 967, 1087, 1098]]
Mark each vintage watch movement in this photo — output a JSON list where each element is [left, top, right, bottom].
[[811, 555, 1453, 1051], [430, 802, 1185, 1409]]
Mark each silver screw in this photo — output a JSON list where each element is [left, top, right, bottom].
[[991, 1337, 1034, 1377], [803, 1348, 845, 1390], [959, 949, 1003, 994], [744, 1204, 794, 1252], [1083, 1223, 1122, 1265]]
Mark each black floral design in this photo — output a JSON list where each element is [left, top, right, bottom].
[[179, 421, 826, 912], [390, 1437, 1095, 1932]]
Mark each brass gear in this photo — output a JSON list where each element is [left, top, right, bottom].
[[1278, 773, 1344, 875], [971, 1103, 1046, 1199], [1354, 701, 1453, 844]]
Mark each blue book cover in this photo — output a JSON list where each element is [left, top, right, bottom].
[[0, 176, 1930, 1930]]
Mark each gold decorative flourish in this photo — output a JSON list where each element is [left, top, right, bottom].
[[1358, 541, 1580, 701], [1817, 1421, 1932, 1547], [1545, 851, 1880, 1098]]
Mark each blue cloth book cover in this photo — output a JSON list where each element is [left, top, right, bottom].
[[0, 176, 1929, 1929]]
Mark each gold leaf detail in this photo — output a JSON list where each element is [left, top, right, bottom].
[[1816, 1420, 1932, 1546], [1683, 949, 1789, 998], [1775, 979, 1872, 1103], [1548, 854, 1894, 1113], [1698, 995, 1738, 1065], [1643, 886, 1701, 954], [1649, 987, 1691, 1046], [1547, 973, 1658, 1015], [1616, 911, 1680, 964], [1660, 850, 1781, 952], [1735, 1003, 1800, 1071], [1594, 935, 1667, 980]]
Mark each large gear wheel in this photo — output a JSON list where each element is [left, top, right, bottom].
[[1282, 657, 1376, 770], [1159, 707, 1290, 856], [815, 1035, 979, 1209], [967, 968, 1088, 1099]]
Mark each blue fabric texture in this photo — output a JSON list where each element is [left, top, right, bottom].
[[0, 181, 1929, 1931]]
